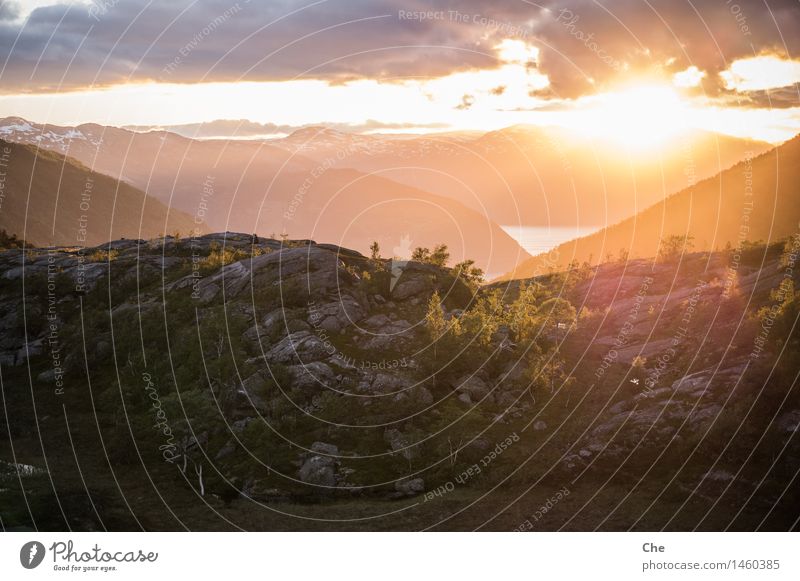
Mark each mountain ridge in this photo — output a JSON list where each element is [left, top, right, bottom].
[[498, 133, 800, 281], [0, 138, 204, 247]]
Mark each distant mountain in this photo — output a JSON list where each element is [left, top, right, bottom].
[[122, 119, 298, 140], [268, 124, 772, 229], [499, 134, 800, 280], [252, 168, 530, 276], [0, 118, 528, 274], [121, 119, 457, 140], [0, 138, 202, 247]]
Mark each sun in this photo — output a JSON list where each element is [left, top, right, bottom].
[[564, 85, 693, 149]]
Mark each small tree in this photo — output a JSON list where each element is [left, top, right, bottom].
[[413, 244, 450, 266], [430, 244, 450, 267], [507, 281, 539, 345], [534, 297, 577, 348], [526, 348, 571, 395], [453, 259, 484, 289], [658, 234, 694, 262], [370, 241, 381, 261], [425, 291, 450, 389], [412, 247, 431, 262], [425, 291, 448, 344]]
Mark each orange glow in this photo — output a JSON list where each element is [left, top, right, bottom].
[[554, 85, 692, 148]]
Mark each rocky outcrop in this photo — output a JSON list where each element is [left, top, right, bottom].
[[298, 442, 340, 488]]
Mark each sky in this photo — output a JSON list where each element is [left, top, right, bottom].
[[0, 0, 799, 143]]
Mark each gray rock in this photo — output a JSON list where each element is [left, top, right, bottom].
[[308, 295, 367, 334], [37, 368, 57, 382], [394, 478, 425, 497], [359, 319, 415, 350], [702, 470, 734, 482], [286, 361, 335, 391], [690, 404, 723, 423], [231, 418, 253, 433], [385, 429, 418, 461], [310, 441, 339, 456], [412, 386, 434, 406], [361, 314, 391, 329], [265, 331, 332, 364], [391, 276, 429, 300], [94, 340, 111, 359], [776, 410, 800, 433], [225, 373, 269, 418], [454, 375, 490, 400], [608, 400, 633, 415], [495, 390, 521, 408], [499, 361, 526, 385], [357, 372, 412, 395], [215, 441, 236, 461], [298, 442, 339, 488]]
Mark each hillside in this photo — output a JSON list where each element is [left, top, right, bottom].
[[0, 139, 202, 247], [501, 134, 800, 280], [1, 233, 797, 530]]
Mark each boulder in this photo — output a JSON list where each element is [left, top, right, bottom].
[[223, 372, 269, 419], [265, 331, 332, 364], [384, 429, 418, 461], [357, 372, 412, 395], [394, 478, 425, 497], [308, 295, 367, 334], [298, 442, 340, 488], [286, 361, 335, 391], [454, 375, 491, 400]]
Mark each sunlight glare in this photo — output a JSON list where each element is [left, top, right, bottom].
[[564, 85, 691, 149]]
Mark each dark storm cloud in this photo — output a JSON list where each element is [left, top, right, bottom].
[[0, 0, 798, 100]]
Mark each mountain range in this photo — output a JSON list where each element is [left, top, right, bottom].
[[266, 124, 770, 229], [0, 117, 528, 275], [0, 117, 782, 277]]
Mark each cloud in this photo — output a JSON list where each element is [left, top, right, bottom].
[[494, 38, 538, 66], [673, 65, 705, 88], [0, 0, 507, 92], [0, 1, 21, 21], [0, 0, 797, 105], [720, 55, 800, 92], [528, 0, 800, 98]]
